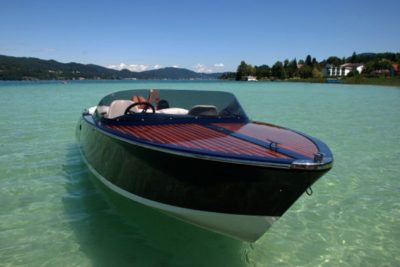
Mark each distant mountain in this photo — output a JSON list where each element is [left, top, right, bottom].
[[135, 67, 221, 80], [0, 55, 222, 80]]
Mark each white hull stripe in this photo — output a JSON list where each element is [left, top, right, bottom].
[[79, 147, 279, 242]]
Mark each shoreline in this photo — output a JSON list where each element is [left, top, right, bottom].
[[1, 77, 399, 88], [244, 76, 400, 88]]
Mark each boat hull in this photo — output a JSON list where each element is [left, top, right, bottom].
[[84, 158, 277, 241], [77, 115, 329, 241]]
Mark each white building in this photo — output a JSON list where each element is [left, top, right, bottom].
[[323, 63, 365, 77]]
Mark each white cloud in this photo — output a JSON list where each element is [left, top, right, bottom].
[[106, 62, 225, 73], [192, 63, 226, 73], [193, 63, 213, 73], [106, 63, 151, 72], [106, 63, 127, 70], [129, 64, 149, 72]]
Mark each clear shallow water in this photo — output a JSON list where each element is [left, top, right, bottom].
[[0, 80, 399, 266]]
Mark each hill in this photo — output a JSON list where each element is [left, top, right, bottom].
[[0, 55, 222, 80]]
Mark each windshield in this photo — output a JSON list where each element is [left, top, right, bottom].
[[96, 89, 248, 120]]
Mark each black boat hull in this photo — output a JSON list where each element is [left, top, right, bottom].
[[78, 115, 328, 218]]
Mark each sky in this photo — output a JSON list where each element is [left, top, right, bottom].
[[1, 0, 399, 72]]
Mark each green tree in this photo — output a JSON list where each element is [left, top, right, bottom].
[[272, 61, 286, 79], [346, 69, 360, 77], [255, 65, 271, 79], [364, 61, 376, 74], [326, 56, 342, 66], [284, 59, 289, 68], [305, 55, 312, 66], [298, 65, 313, 78], [236, 61, 254, 80], [350, 52, 357, 63], [219, 72, 236, 80], [287, 59, 298, 78], [312, 57, 317, 66], [312, 67, 323, 78], [283, 59, 289, 78]]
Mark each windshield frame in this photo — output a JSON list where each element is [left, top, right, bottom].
[[95, 89, 249, 122]]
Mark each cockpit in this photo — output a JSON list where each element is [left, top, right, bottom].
[[94, 89, 248, 121]]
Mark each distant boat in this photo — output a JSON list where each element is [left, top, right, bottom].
[[76, 89, 333, 242], [241, 75, 258, 81]]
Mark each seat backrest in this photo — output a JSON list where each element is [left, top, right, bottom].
[[188, 105, 218, 116], [106, 100, 135, 119], [157, 107, 189, 115]]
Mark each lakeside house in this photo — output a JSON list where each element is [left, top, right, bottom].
[[322, 63, 365, 77], [370, 64, 399, 77]]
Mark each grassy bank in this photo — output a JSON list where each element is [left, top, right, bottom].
[[279, 76, 400, 87], [342, 76, 400, 87]]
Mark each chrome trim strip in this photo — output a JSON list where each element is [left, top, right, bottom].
[[250, 121, 334, 171], [290, 157, 333, 170]]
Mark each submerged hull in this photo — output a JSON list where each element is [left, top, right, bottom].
[[77, 114, 331, 241]]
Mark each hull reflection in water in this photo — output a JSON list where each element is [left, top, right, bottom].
[[76, 89, 333, 242]]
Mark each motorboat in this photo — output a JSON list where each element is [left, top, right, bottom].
[[76, 89, 333, 242]]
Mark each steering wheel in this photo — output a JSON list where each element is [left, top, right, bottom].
[[124, 102, 155, 115]]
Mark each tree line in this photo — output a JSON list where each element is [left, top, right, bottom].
[[232, 52, 400, 80]]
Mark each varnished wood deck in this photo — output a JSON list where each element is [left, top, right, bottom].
[[107, 122, 318, 160], [213, 122, 318, 158]]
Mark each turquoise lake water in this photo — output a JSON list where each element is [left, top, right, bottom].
[[0, 80, 399, 266]]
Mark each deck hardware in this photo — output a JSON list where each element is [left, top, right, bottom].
[[306, 186, 313, 196], [314, 152, 324, 163], [268, 141, 279, 152]]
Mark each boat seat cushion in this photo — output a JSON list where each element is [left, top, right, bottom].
[[188, 105, 218, 116], [106, 100, 135, 118]]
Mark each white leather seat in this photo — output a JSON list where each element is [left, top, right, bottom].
[[96, 105, 109, 116], [106, 100, 135, 119]]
